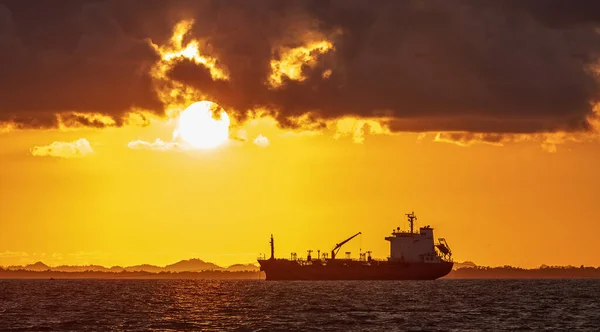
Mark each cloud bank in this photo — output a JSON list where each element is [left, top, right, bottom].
[[127, 138, 182, 151], [2, 0, 600, 135], [30, 138, 94, 158]]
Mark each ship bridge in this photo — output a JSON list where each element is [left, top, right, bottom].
[[385, 212, 451, 263]]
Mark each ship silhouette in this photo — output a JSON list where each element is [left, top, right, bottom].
[[258, 212, 453, 280]]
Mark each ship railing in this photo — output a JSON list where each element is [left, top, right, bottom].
[[435, 253, 453, 263], [436, 251, 453, 262]]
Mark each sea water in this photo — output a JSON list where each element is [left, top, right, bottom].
[[0, 279, 598, 331]]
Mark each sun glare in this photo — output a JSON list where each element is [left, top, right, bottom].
[[175, 101, 230, 149]]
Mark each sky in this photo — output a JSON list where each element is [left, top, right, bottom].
[[1, 0, 600, 268]]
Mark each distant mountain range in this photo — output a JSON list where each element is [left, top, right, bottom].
[[5, 259, 259, 273], [452, 261, 477, 270], [4, 260, 598, 280], [6, 259, 475, 273]]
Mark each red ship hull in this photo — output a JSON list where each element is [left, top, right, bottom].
[[258, 259, 453, 280]]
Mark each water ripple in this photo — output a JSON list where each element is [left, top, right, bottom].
[[0, 279, 598, 331]]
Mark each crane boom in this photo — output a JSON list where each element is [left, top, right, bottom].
[[331, 232, 362, 259]]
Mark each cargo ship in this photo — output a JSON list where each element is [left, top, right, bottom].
[[257, 212, 453, 280]]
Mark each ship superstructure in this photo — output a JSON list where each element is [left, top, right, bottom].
[[385, 212, 452, 264], [258, 212, 453, 280]]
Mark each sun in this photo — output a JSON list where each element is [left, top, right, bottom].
[[175, 101, 230, 149]]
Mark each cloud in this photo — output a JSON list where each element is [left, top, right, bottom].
[[253, 134, 270, 147], [2, 0, 600, 136], [0, 121, 20, 133], [434, 132, 509, 147], [0, 1, 162, 128], [30, 138, 94, 158], [433, 131, 597, 153], [0, 251, 29, 258], [56, 112, 118, 129], [432, 104, 600, 151], [121, 110, 163, 127], [165, 0, 600, 134], [127, 138, 182, 151], [332, 118, 391, 144]]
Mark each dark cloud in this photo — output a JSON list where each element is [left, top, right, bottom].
[[511, 0, 600, 28], [0, 0, 164, 127], [2, 0, 600, 133], [435, 132, 510, 146]]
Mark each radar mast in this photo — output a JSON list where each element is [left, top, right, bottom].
[[405, 211, 417, 234]]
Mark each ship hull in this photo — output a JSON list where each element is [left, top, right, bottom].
[[257, 259, 453, 281]]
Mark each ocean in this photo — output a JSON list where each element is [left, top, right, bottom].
[[0, 279, 598, 331]]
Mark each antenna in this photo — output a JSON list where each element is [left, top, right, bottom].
[[270, 234, 274, 259], [405, 211, 417, 234], [359, 233, 363, 255]]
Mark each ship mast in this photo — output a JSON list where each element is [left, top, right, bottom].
[[406, 212, 417, 234], [270, 234, 274, 260]]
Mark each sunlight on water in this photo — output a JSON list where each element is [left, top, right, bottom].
[[0, 280, 598, 331]]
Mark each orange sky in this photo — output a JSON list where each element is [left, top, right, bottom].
[[2, 6, 600, 269], [1, 118, 599, 268]]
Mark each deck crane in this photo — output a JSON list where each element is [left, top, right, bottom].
[[330, 232, 362, 259]]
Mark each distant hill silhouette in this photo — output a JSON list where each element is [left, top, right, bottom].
[[5, 260, 599, 279], [164, 259, 223, 272], [446, 265, 600, 279], [19, 261, 50, 272], [227, 263, 261, 272], [0, 269, 262, 280], [122, 264, 164, 273], [53, 265, 113, 273], [4, 258, 259, 273], [452, 261, 478, 270]]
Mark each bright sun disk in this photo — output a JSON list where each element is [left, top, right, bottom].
[[175, 101, 230, 149]]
